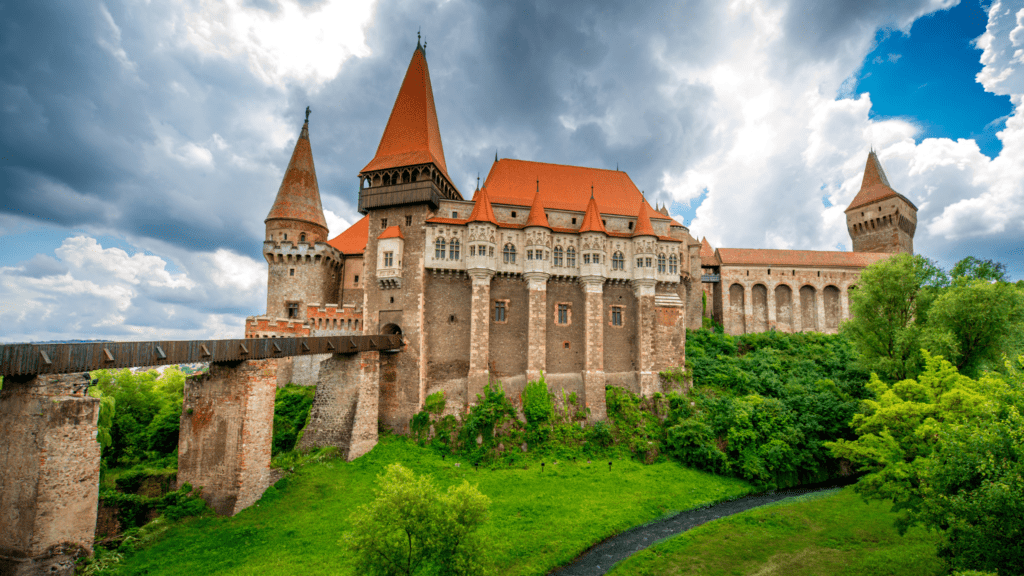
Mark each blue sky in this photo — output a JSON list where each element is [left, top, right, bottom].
[[2, 0, 1022, 342]]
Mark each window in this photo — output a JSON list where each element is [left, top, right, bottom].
[[406, 215, 412, 226], [566, 247, 576, 267], [628, 222, 633, 230], [557, 303, 570, 325], [435, 237, 446, 260], [657, 254, 666, 273], [489, 246, 494, 257], [380, 218, 388, 229], [553, 246, 563, 266], [287, 302, 299, 318], [612, 251, 624, 270], [384, 251, 394, 267], [645, 257, 652, 267], [511, 211, 517, 218], [637, 258, 643, 268], [470, 245, 476, 257], [452, 211, 458, 218], [669, 255, 678, 274], [289, 268, 295, 276], [449, 239, 460, 260], [300, 233, 306, 242], [284, 233, 288, 240], [584, 253, 591, 264], [354, 275, 359, 284], [594, 254, 600, 264], [611, 306, 623, 326], [527, 249, 534, 260], [571, 217, 577, 225], [503, 243, 516, 264], [494, 301, 507, 322]]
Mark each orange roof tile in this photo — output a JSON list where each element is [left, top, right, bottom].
[[327, 215, 369, 255], [378, 225, 405, 240], [633, 200, 657, 237], [482, 159, 671, 218], [716, 248, 891, 268], [524, 185, 550, 228], [467, 185, 498, 224], [265, 120, 328, 230], [846, 151, 917, 212], [700, 237, 720, 266], [579, 192, 607, 233], [361, 44, 449, 179]]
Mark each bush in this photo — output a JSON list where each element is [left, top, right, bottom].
[[272, 384, 316, 455]]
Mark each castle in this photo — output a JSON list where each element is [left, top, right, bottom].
[[245, 40, 917, 429]]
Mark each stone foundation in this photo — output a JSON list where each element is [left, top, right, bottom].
[[298, 351, 380, 460]]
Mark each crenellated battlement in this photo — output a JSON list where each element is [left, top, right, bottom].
[[263, 241, 343, 267], [244, 316, 312, 338]]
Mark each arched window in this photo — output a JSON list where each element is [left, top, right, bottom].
[[435, 237, 446, 260], [553, 246, 563, 266], [612, 251, 624, 270], [566, 247, 576, 267], [503, 243, 517, 264], [300, 233, 306, 243], [669, 254, 678, 274], [657, 254, 666, 273], [449, 239, 460, 260]]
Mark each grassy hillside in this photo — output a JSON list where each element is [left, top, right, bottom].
[[106, 435, 751, 575], [607, 487, 943, 576]]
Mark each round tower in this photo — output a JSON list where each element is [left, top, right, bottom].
[[845, 151, 917, 254], [265, 108, 330, 246]]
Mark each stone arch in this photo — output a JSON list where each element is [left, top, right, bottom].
[[775, 284, 793, 332], [402, 170, 411, 183], [728, 283, 746, 334], [823, 285, 841, 332], [751, 284, 768, 332], [381, 323, 403, 336], [800, 285, 817, 332]]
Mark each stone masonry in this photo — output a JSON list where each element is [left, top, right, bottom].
[[298, 351, 380, 461], [0, 374, 100, 576]]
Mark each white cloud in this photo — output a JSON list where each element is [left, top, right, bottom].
[[323, 209, 352, 239]]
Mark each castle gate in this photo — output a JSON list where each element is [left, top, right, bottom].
[[0, 335, 400, 575]]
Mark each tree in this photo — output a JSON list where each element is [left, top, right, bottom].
[[949, 256, 1008, 284], [927, 279, 1024, 377], [346, 463, 491, 576], [841, 253, 947, 381]]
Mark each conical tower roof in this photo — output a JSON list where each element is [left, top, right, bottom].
[[266, 119, 328, 230], [524, 183, 550, 228], [361, 42, 449, 179], [633, 199, 657, 237], [468, 185, 497, 224], [700, 237, 720, 266], [579, 190, 607, 233], [846, 151, 914, 211]]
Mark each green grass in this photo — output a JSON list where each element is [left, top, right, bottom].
[[109, 435, 751, 575], [607, 487, 944, 576]]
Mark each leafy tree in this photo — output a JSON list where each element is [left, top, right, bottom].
[[91, 367, 185, 467], [346, 463, 491, 576], [841, 253, 947, 381], [272, 384, 316, 454], [950, 256, 1008, 283], [927, 279, 1024, 377]]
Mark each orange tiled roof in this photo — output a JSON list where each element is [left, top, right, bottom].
[[482, 159, 672, 218], [700, 237, 720, 266], [846, 151, 917, 212], [717, 248, 891, 268], [327, 215, 369, 255], [265, 121, 328, 230], [579, 193, 607, 233], [378, 225, 404, 240], [468, 185, 498, 224], [361, 44, 449, 179], [524, 186, 550, 228], [633, 200, 657, 237]]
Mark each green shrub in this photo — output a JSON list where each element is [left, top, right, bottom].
[[272, 384, 316, 455], [521, 373, 553, 428]]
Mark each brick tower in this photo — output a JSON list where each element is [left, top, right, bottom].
[[263, 113, 340, 321], [357, 38, 463, 431], [845, 151, 917, 254]]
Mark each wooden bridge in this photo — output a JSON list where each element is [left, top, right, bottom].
[[0, 335, 402, 576]]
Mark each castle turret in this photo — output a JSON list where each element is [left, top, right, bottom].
[[845, 151, 917, 254], [523, 183, 552, 277], [579, 190, 607, 281], [265, 110, 329, 245], [631, 199, 657, 283]]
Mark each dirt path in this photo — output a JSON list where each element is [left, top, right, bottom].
[[547, 477, 858, 576]]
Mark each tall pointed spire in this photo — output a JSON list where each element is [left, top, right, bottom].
[[361, 42, 448, 177], [265, 116, 328, 232], [579, 191, 606, 234], [633, 199, 657, 237], [468, 185, 497, 224], [847, 151, 909, 211], [525, 182, 550, 228]]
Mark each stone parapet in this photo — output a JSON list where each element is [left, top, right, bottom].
[[244, 316, 311, 339]]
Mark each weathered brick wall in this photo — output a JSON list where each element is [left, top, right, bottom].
[[467, 270, 493, 405], [0, 374, 100, 576], [298, 351, 379, 460], [244, 317, 310, 339], [583, 280, 606, 420], [545, 279, 585, 373], [525, 274, 548, 382], [489, 276, 528, 379], [424, 272, 471, 409], [178, 359, 276, 516], [634, 281, 657, 395], [602, 283, 637, 373], [265, 244, 342, 321]]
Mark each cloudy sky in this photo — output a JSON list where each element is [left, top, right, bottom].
[[2, 0, 1022, 343]]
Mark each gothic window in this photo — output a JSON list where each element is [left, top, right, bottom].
[[494, 301, 507, 323], [658, 254, 666, 273], [406, 215, 412, 226], [594, 254, 600, 264], [435, 238, 446, 260], [611, 306, 623, 326], [637, 257, 643, 268], [612, 251, 624, 270], [381, 218, 388, 229], [384, 252, 394, 267], [557, 303, 570, 325], [553, 246, 563, 266], [669, 254, 678, 274], [470, 245, 476, 257], [566, 247, 576, 267], [584, 253, 591, 264], [527, 249, 534, 260], [645, 257, 653, 267], [450, 239, 460, 260], [503, 243, 517, 264]]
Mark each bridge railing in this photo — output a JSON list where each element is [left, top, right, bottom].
[[0, 335, 403, 378]]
